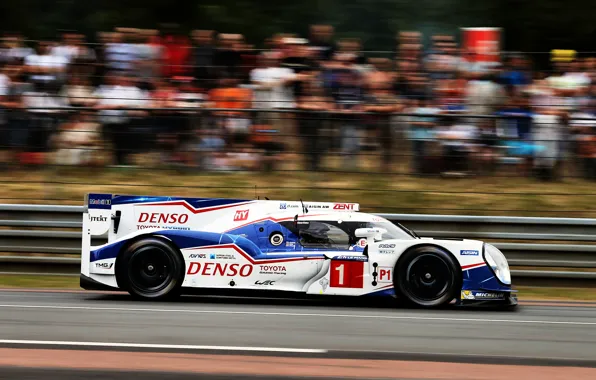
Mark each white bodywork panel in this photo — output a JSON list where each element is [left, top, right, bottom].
[[81, 196, 487, 296]]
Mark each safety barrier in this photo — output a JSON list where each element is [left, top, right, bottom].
[[1, 204, 595, 286]]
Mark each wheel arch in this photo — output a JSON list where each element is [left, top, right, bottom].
[[114, 233, 185, 289], [395, 243, 462, 272], [393, 243, 463, 300]]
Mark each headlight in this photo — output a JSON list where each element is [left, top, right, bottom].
[[483, 243, 511, 285]]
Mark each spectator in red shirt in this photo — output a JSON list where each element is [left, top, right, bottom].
[[158, 24, 191, 79]]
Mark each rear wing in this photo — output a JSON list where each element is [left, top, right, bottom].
[[84, 193, 113, 236]]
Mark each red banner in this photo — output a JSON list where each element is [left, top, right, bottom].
[[461, 27, 501, 63]]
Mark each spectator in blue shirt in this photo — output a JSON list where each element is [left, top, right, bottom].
[[499, 55, 531, 88], [496, 92, 537, 170], [407, 95, 441, 175]]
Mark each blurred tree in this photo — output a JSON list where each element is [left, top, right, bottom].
[[0, 0, 593, 57]]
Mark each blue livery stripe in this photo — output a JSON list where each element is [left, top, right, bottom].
[[462, 265, 511, 293], [90, 230, 326, 263], [111, 195, 252, 209]]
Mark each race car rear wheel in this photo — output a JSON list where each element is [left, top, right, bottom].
[[395, 246, 460, 308], [116, 237, 184, 300]]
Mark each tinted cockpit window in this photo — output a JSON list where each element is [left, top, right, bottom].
[[298, 221, 350, 249]]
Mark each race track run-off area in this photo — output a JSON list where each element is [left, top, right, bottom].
[[0, 290, 595, 379]]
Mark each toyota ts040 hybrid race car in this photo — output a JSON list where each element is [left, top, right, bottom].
[[80, 193, 517, 308]]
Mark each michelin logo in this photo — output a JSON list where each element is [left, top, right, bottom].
[[461, 290, 506, 300], [474, 292, 505, 299], [460, 250, 479, 256], [461, 290, 475, 300]]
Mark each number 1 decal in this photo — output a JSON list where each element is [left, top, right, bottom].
[[335, 264, 345, 285], [330, 261, 364, 288]]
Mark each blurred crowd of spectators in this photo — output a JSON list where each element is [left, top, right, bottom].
[[0, 26, 595, 179]]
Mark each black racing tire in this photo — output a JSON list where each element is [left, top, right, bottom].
[[116, 237, 185, 300], [395, 246, 461, 308]]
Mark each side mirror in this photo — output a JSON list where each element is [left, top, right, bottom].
[[355, 227, 387, 241]]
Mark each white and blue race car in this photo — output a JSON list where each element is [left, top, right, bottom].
[[81, 193, 517, 308]]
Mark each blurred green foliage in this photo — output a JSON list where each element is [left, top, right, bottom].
[[1, 0, 594, 54]]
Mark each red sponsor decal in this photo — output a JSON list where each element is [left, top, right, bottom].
[[138, 212, 189, 224], [333, 203, 357, 210], [187, 262, 253, 277], [329, 260, 364, 288], [357, 238, 367, 248], [461, 27, 501, 63], [234, 210, 249, 221], [379, 267, 392, 283]]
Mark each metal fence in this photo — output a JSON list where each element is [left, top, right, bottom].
[[1, 203, 595, 287], [3, 105, 595, 177], [2, 105, 595, 217]]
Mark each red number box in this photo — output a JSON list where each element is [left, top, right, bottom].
[[330, 260, 364, 288]]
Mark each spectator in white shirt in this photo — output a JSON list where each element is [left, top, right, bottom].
[[0, 67, 10, 166], [531, 105, 564, 181], [60, 75, 96, 107], [94, 73, 149, 165], [436, 113, 478, 176], [24, 41, 68, 89], [52, 110, 102, 166], [0, 33, 34, 65], [22, 81, 67, 154], [51, 32, 97, 80], [250, 51, 297, 150], [250, 51, 296, 110], [464, 71, 506, 123], [135, 30, 163, 88], [569, 100, 596, 176], [0, 68, 9, 97], [104, 31, 140, 73], [50, 32, 80, 65], [563, 59, 591, 92]]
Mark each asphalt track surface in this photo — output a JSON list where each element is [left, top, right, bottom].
[[0, 290, 595, 367]]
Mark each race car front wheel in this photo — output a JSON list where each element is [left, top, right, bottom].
[[116, 237, 185, 300], [395, 246, 461, 308]]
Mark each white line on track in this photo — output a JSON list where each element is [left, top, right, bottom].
[[0, 303, 594, 326], [0, 339, 327, 354]]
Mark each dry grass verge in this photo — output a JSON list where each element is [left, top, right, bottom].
[[1, 164, 595, 217]]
